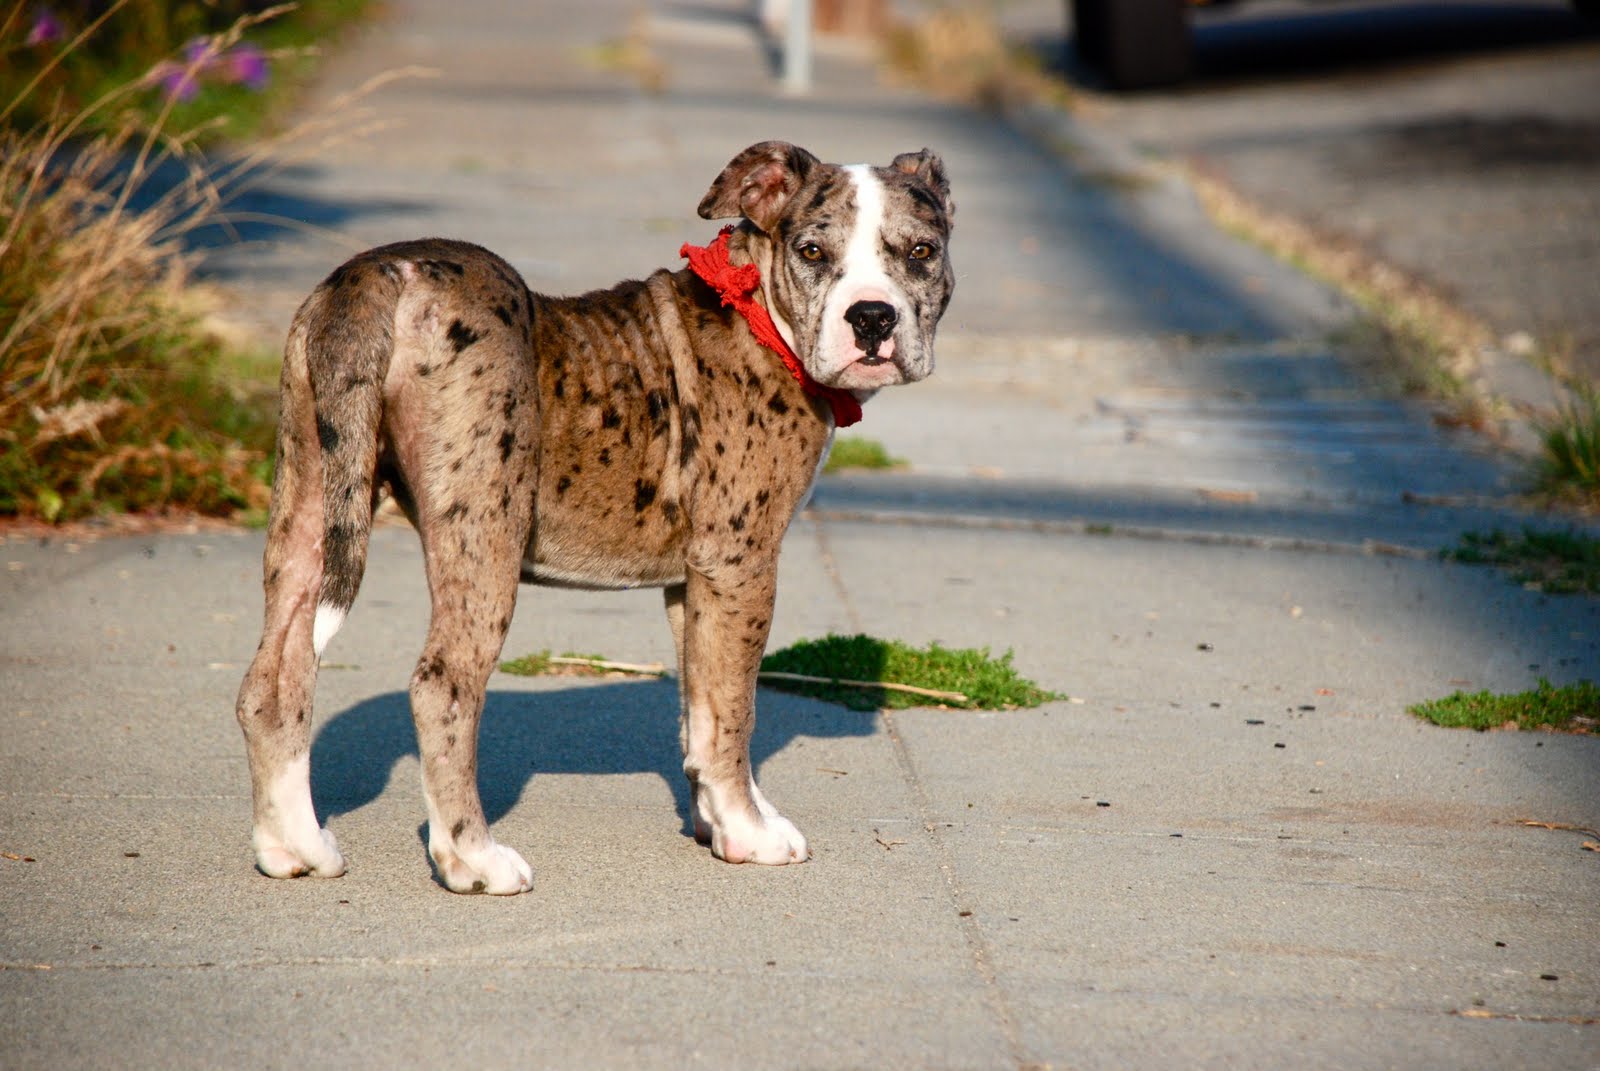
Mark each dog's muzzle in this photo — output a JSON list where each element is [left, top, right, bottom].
[[844, 300, 898, 364]]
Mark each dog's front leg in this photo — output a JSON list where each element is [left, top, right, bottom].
[[675, 566, 809, 865]]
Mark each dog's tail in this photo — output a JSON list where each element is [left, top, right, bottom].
[[296, 258, 404, 657]]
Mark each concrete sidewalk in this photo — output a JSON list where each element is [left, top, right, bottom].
[[3, 1, 1598, 1068]]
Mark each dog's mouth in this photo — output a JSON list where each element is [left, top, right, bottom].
[[852, 334, 897, 367]]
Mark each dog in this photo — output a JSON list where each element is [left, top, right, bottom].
[[236, 141, 955, 893]]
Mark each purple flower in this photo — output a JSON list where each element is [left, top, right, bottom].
[[150, 58, 201, 103], [225, 43, 270, 91], [25, 8, 64, 46]]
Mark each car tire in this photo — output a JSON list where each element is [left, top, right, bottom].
[[1070, 0, 1192, 89]]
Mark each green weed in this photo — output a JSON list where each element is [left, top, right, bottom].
[[1538, 384, 1600, 505], [760, 633, 1062, 711], [824, 435, 905, 474], [1445, 529, 1600, 595], [1409, 678, 1598, 732]]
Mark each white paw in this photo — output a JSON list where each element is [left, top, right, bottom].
[[711, 809, 810, 866], [254, 825, 346, 879], [432, 839, 533, 895]]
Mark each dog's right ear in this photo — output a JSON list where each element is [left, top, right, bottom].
[[698, 141, 821, 234]]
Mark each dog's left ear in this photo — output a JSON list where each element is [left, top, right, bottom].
[[699, 141, 821, 234], [892, 149, 955, 223]]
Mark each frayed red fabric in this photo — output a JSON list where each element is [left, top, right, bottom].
[[680, 227, 863, 428]]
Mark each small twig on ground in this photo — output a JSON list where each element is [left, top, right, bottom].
[[547, 655, 667, 676], [537, 656, 971, 704], [756, 670, 968, 705], [1517, 818, 1600, 839]]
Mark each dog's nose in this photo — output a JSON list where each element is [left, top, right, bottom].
[[843, 300, 897, 345]]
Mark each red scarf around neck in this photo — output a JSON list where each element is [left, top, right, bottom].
[[680, 227, 863, 428]]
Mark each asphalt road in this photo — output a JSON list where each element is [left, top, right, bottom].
[[1004, 0, 1600, 382]]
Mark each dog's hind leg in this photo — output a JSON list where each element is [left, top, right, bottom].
[[235, 267, 396, 880], [409, 497, 533, 894], [235, 317, 350, 880]]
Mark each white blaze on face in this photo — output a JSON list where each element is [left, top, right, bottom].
[[817, 165, 907, 382]]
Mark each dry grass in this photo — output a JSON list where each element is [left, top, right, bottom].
[[881, 5, 1064, 110], [1, 1, 421, 522], [1184, 166, 1495, 425]]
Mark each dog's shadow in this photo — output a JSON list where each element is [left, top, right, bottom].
[[310, 679, 874, 836]]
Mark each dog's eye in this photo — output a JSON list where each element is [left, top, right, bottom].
[[798, 242, 824, 262], [909, 242, 936, 261]]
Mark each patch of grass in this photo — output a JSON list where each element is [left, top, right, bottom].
[[760, 632, 1061, 711], [824, 435, 905, 474], [1445, 528, 1600, 595], [1409, 678, 1599, 733], [1538, 384, 1600, 506]]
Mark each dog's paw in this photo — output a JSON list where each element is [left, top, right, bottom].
[[253, 825, 346, 880], [711, 810, 810, 866], [431, 839, 533, 895]]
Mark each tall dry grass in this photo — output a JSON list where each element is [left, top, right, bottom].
[[1, 1, 418, 522]]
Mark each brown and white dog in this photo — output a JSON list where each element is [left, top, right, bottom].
[[235, 141, 955, 893]]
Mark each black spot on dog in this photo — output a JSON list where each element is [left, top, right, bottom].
[[498, 430, 515, 462], [442, 501, 469, 522], [556, 475, 571, 495], [755, 489, 770, 507], [601, 407, 621, 429], [451, 819, 466, 839], [323, 261, 360, 289], [662, 500, 680, 523], [503, 394, 518, 420], [598, 448, 611, 466], [646, 389, 671, 432], [493, 304, 514, 327], [553, 379, 565, 399], [447, 319, 482, 353], [316, 416, 340, 452], [767, 391, 789, 415], [634, 479, 658, 512], [907, 184, 944, 219]]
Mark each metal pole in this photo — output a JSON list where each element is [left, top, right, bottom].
[[782, 0, 813, 96]]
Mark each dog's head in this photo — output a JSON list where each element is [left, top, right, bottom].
[[699, 141, 955, 394]]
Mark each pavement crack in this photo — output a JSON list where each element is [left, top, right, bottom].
[[878, 706, 1031, 1069], [812, 518, 864, 633]]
